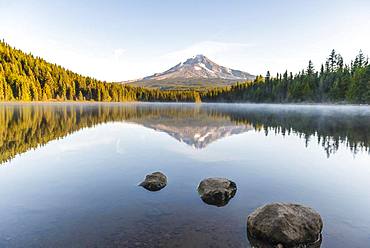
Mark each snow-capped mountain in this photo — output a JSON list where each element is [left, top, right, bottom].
[[145, 54, 254, 81], [147, 124, 251, 149], [124, 107, 253, 148], [127, 55, 255, 89]]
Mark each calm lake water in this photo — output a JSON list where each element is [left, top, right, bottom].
[[0, 103, 369, 248]]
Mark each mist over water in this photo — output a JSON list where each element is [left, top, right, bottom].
[[0, 103, 369, 163], [0, 103, 369, 247]]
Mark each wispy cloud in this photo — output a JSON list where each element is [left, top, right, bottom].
[[114, 48, 127, 59], [162, 41, 254, 61]]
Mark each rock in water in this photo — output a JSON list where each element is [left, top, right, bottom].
[[247, 203, 323, 248], [197, 178, 237, 207], [139, 172, 167, 191]]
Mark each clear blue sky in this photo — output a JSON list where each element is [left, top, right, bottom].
[[1, 0, 369, 81]]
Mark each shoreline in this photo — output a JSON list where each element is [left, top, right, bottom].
[[0, 101, 369, 107]]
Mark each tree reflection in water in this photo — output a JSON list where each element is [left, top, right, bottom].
[[0, 103, 368, 164]]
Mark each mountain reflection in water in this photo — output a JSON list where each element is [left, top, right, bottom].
[[0, 103, 369, 164]]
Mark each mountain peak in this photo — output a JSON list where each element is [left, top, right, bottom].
[[129, 55, 255, 90], [183, 54, 209, 65], [195, 54, 206, 59], [194, 54, 208, 61]]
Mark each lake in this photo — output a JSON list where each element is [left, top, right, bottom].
[[0, 103, 369, 248]]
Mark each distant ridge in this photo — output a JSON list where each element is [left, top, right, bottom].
[[126, 55, 255, 90]]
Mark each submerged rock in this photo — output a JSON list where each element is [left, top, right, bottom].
[[247, 203, 323, 248], [197, 178, 237, 207], [139, 172, 167, 191]]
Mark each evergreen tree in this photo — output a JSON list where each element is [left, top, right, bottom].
[[0, 41, 369, 104], [202, 49, 370, 104]]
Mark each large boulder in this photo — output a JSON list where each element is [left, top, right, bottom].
[[247, 203, 323, 248], [139, 172, 167, 191], [197, 178, 237, 207]]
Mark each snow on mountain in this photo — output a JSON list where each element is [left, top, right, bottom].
[[143, 54, 255, 81], [126, 55, 255, 89]]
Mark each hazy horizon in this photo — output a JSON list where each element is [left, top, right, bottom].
[[1, 0, 369, 82]]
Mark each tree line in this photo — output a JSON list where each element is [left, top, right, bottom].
[[0, 40, 369, 104], [202, 50, 370, 103], [0, 40, 201, 102]]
